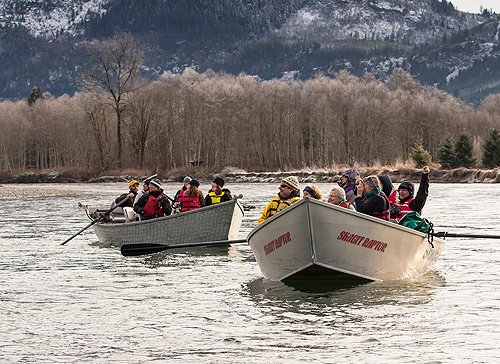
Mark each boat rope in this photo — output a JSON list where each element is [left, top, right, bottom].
[[425, 220, 434, 248]]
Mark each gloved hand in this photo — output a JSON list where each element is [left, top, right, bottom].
[[389, 204, 401, 218], [134, 206, 146, 215]]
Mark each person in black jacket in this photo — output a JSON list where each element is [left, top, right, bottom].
[[133, 179, 172, 219], [355, 175, 390, 220], [205, 177, 232, 206], [115, 180, 140, 208]]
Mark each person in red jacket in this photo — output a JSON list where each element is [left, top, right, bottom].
[[178, 179, 205, 212], [133, 179, 172, 219], [390, 166, 430, 221]]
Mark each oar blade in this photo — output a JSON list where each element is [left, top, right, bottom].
[[121, 239, 248, 256], [121, 243, 170, 256]]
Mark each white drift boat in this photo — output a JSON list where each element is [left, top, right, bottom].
[[247, 198, 445, 281], [88, 199, 244, 247]]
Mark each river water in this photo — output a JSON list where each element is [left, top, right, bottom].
[[1, 182, 500, 363]]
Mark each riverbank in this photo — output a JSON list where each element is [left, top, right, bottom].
[[1, 167, 499, 187], [224, 167, 500, 184]]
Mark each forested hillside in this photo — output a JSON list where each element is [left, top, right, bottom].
[[0, 0, 498, 105]]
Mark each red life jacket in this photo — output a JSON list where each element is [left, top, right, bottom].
[[373, 208, 390, 220], [388, 190, 397, 205], [143, 194, 165, 218], [393, 198, 419, 221], [176, 188, 186, 203], [339, 201, 352, 209], [179, 195, 201, 212]]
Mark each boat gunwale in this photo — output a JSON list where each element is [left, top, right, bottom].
[[248, 197, 445, 246], [94, 199, 244, 230]]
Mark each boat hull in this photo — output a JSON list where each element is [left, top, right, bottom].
[[92, 199, 244, 247], [247, 198, 445, 281]]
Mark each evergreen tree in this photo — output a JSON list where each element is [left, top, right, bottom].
[[411, 138, 432, 168], [454, 133, 476, 168], [481, 129, 500, 168], [27, 86, 43, 106], [438, 137, 456, 168]]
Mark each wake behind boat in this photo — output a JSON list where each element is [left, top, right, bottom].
[[247, 198, 445, 281], [86, 198, 244, 247]]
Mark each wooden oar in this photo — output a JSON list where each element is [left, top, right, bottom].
[[121, 239, 248, 256], [60, 197, 130, 245], [433, 232, 500, 239]]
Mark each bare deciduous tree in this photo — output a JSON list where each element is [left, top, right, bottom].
[[86, 32, 143, 170]]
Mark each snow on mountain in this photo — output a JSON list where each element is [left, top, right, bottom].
[[0, 0, 108, 37], [276, 0, 485, 44]]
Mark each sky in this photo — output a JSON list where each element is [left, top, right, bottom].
[[451, 0, 500, 14]]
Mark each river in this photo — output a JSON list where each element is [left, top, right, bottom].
[[1, 182, 499, 363]]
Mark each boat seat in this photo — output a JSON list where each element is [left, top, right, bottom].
[[123, 207, 138, 222], [109, 207, 126, 223]]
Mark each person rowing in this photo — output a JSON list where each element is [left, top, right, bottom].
[[115, 180, 139, 208]]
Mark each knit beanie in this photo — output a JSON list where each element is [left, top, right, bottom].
[[213, 177, 224, 187], [398, 181, 415, 198], [281, 176, 299, 192], [149, 179, 161, 190], [189, 179, 200, 188]]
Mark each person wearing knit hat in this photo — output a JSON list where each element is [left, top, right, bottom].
[[177, 179, 205, 212], [390, 166, 431, 221], [205, 176, 233, 206], [149, 179, 161, 190], [114, 179, 139, 208], [258, 176, 301, 225], [173, 176, 193, 206], [133, 179, 172, 219], [189, 179, 200, 187], [281, 176, 300, 192]]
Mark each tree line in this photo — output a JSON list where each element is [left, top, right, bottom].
[[1, 39, 500, 176]]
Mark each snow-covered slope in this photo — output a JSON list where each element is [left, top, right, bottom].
[[0, 0, 108, 37], [277, 0, 485, 44]]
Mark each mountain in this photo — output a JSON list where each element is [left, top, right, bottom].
[[0, 0, 499, 105]]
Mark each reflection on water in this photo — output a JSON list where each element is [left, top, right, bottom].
[[1, 183, 500, 363], [246, 270, 446, 309]]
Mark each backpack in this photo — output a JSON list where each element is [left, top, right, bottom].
[[398, 211, 433, 233]]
